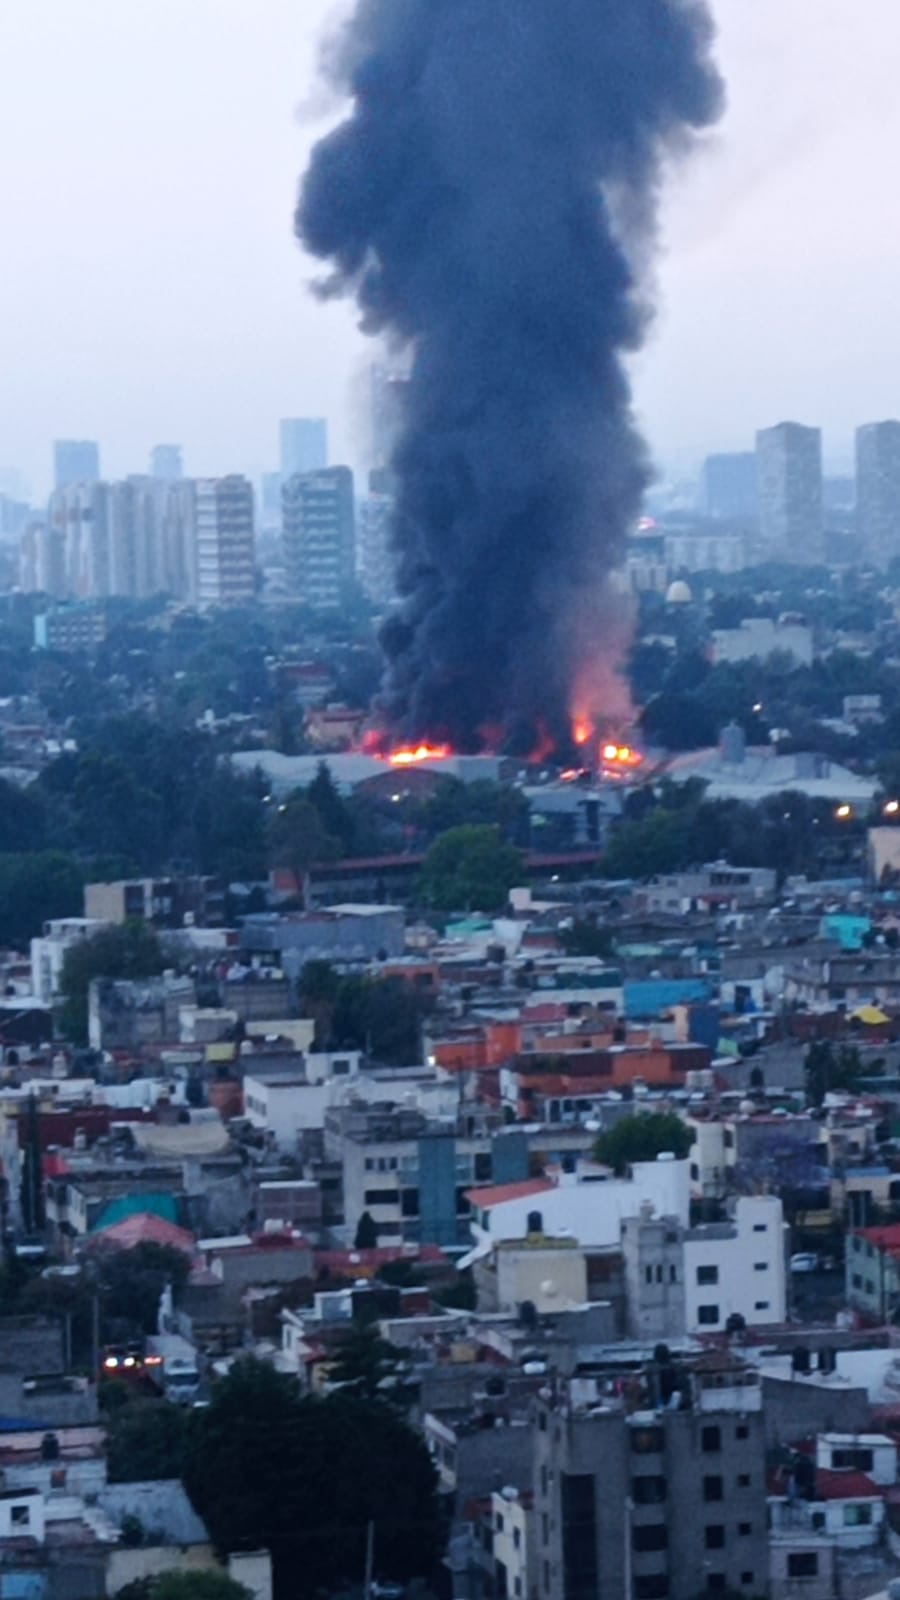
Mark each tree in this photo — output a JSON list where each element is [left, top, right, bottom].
[[593, 1113, 692, 1176], [266, 794, 339, 907], [602, 809, 689, 880], [306, 762, 356, 854], [419, 824, 524, 912], [114, 1570, 252, 1600], [106, 1398, 188, 1483], [330, 975, 431, 1066], [297, 960, 341, 1047], [0, 851, 83, 947], [182, 1359, 444, 1600], [804, 1040, 885, 1109], [58, 920, 166, 1044], [328, 1325, 407, 1403], [96, 1240, 192, 1336], [354, 1211, 378, 1250]]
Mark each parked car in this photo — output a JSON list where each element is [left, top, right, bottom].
[[790, 1252, 819, 1274]]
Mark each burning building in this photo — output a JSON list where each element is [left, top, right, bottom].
[[297, 1, 723, 760]]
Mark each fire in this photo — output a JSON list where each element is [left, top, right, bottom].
[[602, 743, 644, 769], [573, 718, 592, 747], [387, 743, 452, 767]]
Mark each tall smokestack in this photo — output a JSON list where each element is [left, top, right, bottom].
[[298, 0, 723, 755]]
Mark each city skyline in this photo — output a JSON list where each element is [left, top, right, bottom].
[[3, 0, 900, 499]]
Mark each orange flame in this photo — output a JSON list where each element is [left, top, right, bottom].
[[573, 718, 592, 747], [602, 743, 644, 769], [387, 743, 452, 767]]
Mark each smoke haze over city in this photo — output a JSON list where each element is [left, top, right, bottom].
[[2, 0, 900, 495]]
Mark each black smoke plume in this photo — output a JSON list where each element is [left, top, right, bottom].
[[298, 1, 722, 756]]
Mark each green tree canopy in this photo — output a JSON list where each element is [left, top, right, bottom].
[[804, 1040, 885, 1108], [114, 1569, 252, 1600], [354, 1211, 378, 1250], [0, 851, 84, 947], [266, 794, 339, 906], [327, 1325, 408, 1403], [419, 824, 524, 911], [94, 1240, 192, 1336], [182, 1359, 444, 1600], [58, 920, 166, 1044], [593, 1113, 692, 1176], [105, 1397, 188, 1483]]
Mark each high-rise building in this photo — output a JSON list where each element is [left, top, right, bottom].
[[282, 467, 355, 609], [193, 476, 256, 608], [756, 422, 823, 563], [108, 478, 171, 599], [701, 452, 757, 522], [371, 365, 409, 478], [535, 1359, 768, 1600], [357, 490, 396, 606], [279, 418, 328, 479], [856, 420, 900, 562], [47, 481, 111, 598], [53, 440, 100, 490], [150, 444, 183, 481]]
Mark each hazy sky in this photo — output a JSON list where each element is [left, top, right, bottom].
[[1, 0, 898, 500]]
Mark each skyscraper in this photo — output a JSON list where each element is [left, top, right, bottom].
[[192, 476, 256, 607], [282, 467, 355, 609], [47, 481, 110, 598], [279, 418, 328, 479], [370, 365, 409, 476], [755, 422, 823, 563], [54, 440, 100, 490], [856, 420, 900, 563], [150, 444, 183, 481], [701, 452, 757, 521], [357, 491, 396, 607]]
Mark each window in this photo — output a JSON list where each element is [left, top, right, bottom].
[[561, 1475, 596, 1600], [705, 1526, 725, 1550], [703, 1477, 724, 1502], [753, 1222, 767, 1232], [736, 1425, 749, 1441], [740, 1576, 754, 1589], [364, 1188, 398, 1205], [787, 1553, 818, 1579], [542, 1514, 549, 1545], [634, 1580, 669, 1600], [698, 1305, 720, 1326], [513, 1528, 521, 1551], [670, 1265, 678, 1283], [697, 1265, 719, 1285], [866, 1279, 875, 1295], [646, 1266, 654, 1285], [738, 1522, 752, 1537], [632, 1476, 667, 1506], [754, 1301, 770, 1311], [832, 1447, 874, 1472], [843, 1504, 873, 1527], [737, 1474, 751, 1488], [10, 1505, 30, 1527], [753, 1262, 768, 1271], [701, 1426, 722, 1452], [706, 1577, 726, 1594], [632, 1525, 668, 1553], [852, 1273, 862, 1289], [631, 1427, 664, 1455]]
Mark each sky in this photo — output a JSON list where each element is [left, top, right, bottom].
[[1, 0, 899, 501]]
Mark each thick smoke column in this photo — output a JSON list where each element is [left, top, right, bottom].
[[298, 1, 722, 755]]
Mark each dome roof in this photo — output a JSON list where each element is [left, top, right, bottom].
[[665, 579, 693, 605]]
